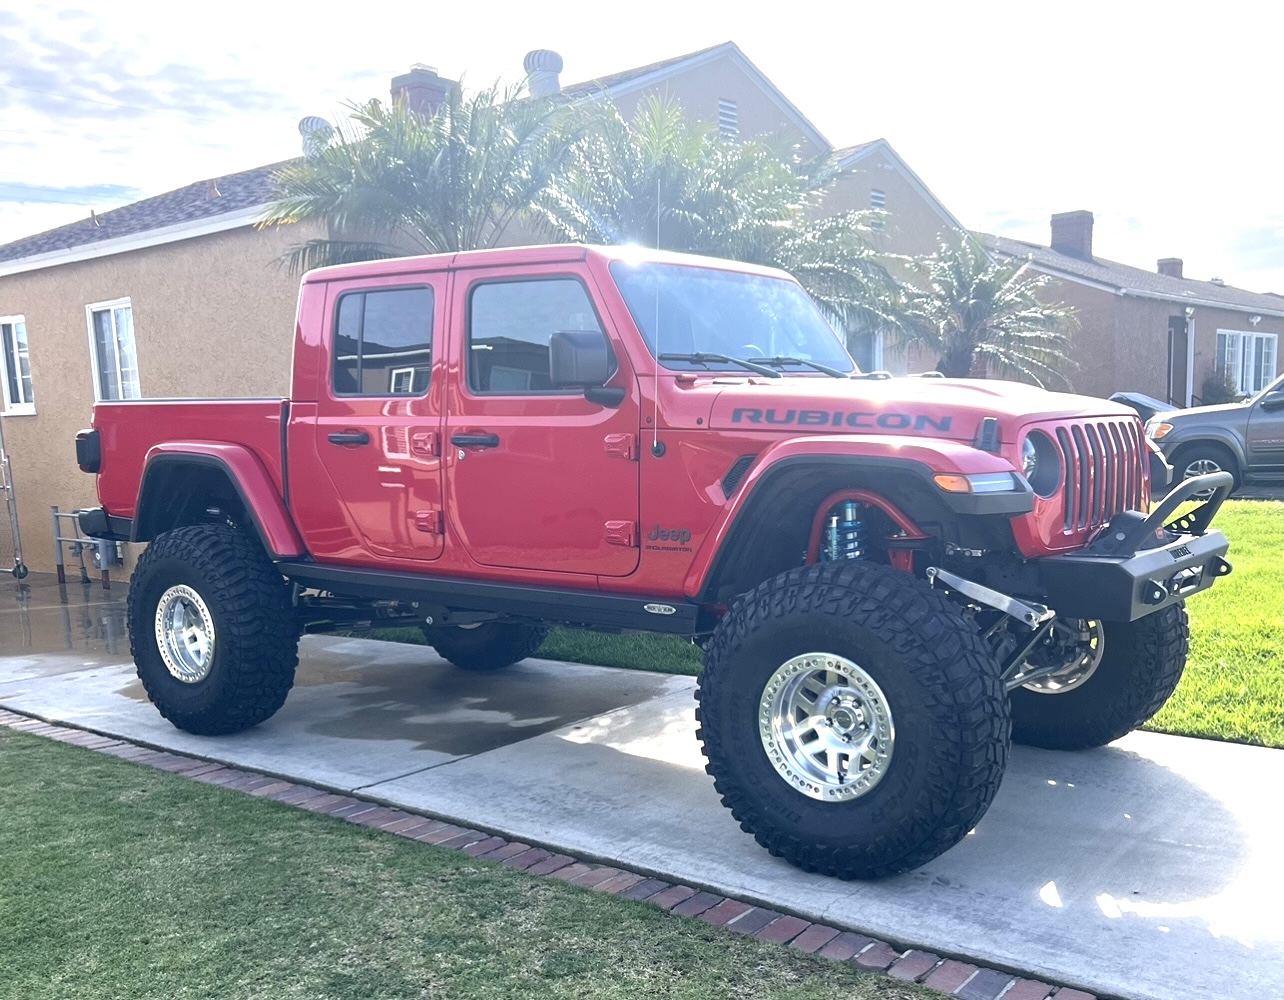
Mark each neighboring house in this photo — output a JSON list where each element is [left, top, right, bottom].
[[979, 212, 1283, 405], [0, 43, 964, 573]]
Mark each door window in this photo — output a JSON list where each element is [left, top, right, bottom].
[[333, 287, 433, 396], [467, 278, 605, 393]]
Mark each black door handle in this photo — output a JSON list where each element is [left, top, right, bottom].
[[328, 431, 370, 446], [450, 433, 500, 448]]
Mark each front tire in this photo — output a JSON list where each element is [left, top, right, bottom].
[[127, 525, 298, 735], [422, 622, 548, 671], [1172, 442, 1239, 495], [697, 561, 1010, 880], [1010, 605, 1188, 750]]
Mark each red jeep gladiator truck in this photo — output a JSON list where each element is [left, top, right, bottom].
[[75, 244, 1233, 878]]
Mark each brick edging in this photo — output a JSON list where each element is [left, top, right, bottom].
[[0, 709, 1096, 1000]]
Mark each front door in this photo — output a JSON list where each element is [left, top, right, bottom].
[[1168, 316, 1191, 406], [1246, 374, 1284, 475], [306, 276, 446, 564], [443, 268, 640, 576]]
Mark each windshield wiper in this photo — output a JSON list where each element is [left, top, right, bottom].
[[658, 352, 781, 378], [751, 356, 849, 378]]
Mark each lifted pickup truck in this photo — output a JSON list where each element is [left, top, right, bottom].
[[75, 244, 1233, 879]]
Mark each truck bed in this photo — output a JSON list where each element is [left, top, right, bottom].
[[93, 399, 288, 517]]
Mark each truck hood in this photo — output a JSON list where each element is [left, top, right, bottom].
[[1153, 401, 1251, 427], [703, 376, 1136, 442]]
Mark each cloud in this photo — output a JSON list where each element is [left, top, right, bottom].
[[0, 13, 282, 126], [1228, 222, 1284, 270], [0, 182, 143, 206]]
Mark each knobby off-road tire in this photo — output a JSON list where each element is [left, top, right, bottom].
[[697, 561, 1011, 880], [423, 622, 549, 671], [127, 524, 299, 735], [1010, 604, 1189, 750]]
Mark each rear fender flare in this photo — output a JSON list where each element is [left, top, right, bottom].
[[684, 435, 1028, 601], [134, 442, 305, 558]]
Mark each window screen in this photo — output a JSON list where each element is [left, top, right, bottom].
[[333, 287, 433, 396], [468, 279, 604, 393]]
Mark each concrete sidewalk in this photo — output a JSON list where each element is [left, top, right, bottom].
[[2, 574, 1281, 1000]]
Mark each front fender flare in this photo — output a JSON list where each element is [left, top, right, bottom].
[[135, 442, 306, 558], [683, 435, 1030, 600]]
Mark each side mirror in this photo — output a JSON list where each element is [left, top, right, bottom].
[[550, 330, 612, 387], [1259, 390, 1284, 412]]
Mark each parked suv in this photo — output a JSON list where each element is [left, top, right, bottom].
[[1146, 373, 1284, 492], [75, 244, 1233, 879]]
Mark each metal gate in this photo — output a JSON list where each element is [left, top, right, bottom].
[[0, 415, 29, 579]]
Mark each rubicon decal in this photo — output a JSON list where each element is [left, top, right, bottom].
[[731, 408, 953, 433]]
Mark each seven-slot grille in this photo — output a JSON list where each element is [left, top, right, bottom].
[[1053, 418, 1146, 532]]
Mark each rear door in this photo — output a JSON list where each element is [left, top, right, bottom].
[[296, 273, 447, 564], [442, 266, 641, 576]]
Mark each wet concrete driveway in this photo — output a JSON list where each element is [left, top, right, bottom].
[[2, 573, 1283, 1000]]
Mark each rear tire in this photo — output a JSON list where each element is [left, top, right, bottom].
[[423, 622, 548, 671], [127, 524, 298, 735], [1010, 605, 1188, 750], [697, 561, 1010, 880]]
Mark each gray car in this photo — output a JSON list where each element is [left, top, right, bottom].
[[1145, 372, 1284, 492]]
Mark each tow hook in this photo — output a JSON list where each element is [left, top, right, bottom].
[[926, 566, 1061, 690]]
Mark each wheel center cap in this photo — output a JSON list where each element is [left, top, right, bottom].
[[829, 703, 860, 734]]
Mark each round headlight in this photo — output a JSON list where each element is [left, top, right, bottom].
[[1021, 437, 1038, 479], [1023, 431, 1063, 498]]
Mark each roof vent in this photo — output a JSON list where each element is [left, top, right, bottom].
[[1210, 277, 1226, 286], [523, 49, 564, 97], [298, 116, 333, 159]]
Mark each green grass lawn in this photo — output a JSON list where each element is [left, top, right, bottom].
[[373, 499, 1282, 748], [1147, 499, 1283, 747], [0, 727, 928, 1000]]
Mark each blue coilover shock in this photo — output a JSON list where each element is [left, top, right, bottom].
[[823, 501, 867, 560]]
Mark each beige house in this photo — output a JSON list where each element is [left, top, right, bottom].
[[0, 42, 964, 573], [980, 211, 1283, 405]]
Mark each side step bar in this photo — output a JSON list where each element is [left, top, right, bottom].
[[276, 562, 706, 635]]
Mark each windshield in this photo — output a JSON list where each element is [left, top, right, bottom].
[[609, 261, 856, 374]]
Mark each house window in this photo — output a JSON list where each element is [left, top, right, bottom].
[[0, 316, 34, 414], [86, 299, 140, 401], [332, 286, 434, 396], [468, 278, 606, 394], [1216, 329, 1278, 395], [718, 98, 738, 139]]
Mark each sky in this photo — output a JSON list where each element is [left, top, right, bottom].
[[1, 0, 1281, 291]]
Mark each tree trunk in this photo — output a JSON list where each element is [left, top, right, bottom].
[[937, 347, 974, 379]]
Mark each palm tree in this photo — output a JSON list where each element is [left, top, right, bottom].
[[533, 95, 895, 335], [890, 234, 1078, 387], [260, 81, 580, 273]]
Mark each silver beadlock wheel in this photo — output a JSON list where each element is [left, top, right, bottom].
[[154, 584, 216, 684], [759, 653, 894, 802], [1022, 619, 1105, 695]]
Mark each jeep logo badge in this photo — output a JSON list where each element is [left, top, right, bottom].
[[647, 525, 692, 544]]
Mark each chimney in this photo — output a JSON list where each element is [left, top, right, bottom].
[[1050, 211, 1094, 259], [390, 64, 455, 116], [523, 49, 564, 98], [1157, 258, 1183, 278]]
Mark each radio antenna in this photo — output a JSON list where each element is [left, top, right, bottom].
[[651, 176, 661, 454]]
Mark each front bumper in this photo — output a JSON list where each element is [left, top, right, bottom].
[[1037, 472, 1233, 622]]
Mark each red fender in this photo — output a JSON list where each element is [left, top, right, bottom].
[[138, 441, 306, 558]]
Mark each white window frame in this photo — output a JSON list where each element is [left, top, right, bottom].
[[85, 298, 141, 402], [1216, 328, 1278, 396], [0, 314, 34, 415]]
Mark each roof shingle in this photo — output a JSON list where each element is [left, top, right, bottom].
[[0, 159, 296, 264], [979, 232, 1284, 315]]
